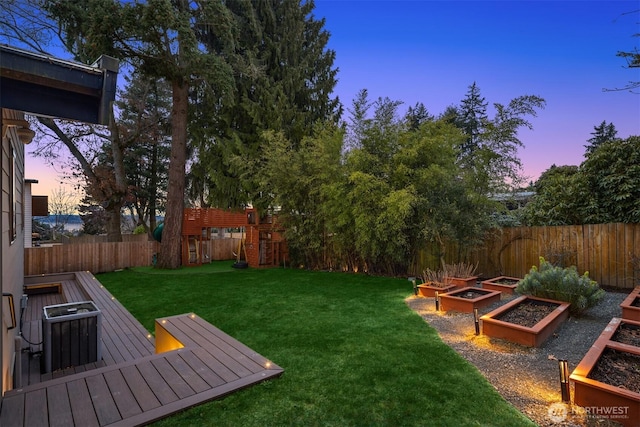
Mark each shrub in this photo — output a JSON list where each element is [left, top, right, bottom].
[[421, 267, 450, 286], [516, 256, 605, 315], [444, 262, 478, 278]]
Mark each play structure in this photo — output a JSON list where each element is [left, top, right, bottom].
[[180, 207, 288, 268]]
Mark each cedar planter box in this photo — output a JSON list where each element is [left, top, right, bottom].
[[438, 287, 502, 313], [445, 276, 479, 289], [620, 286, 640, 322], [417, 282, 456, 298], [481, 276, 521, 295], [570, 318, 640, 427], [480, 295, 570, 347]]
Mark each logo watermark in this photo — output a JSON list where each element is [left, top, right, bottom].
[[547, 403, 631, 424], [547, 402, 568, 423], [584, 405, 629, 420]]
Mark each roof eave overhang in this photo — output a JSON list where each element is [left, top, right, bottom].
[[0, 45, 119, 125]]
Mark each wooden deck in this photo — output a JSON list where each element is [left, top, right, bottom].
[[1, 272, 283, 426]]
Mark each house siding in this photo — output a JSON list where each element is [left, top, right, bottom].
[[1, 109, 27, 395]]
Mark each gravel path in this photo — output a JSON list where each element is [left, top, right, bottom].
[[406, 289, 630, 426]]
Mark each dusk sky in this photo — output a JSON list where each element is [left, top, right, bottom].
[[313, 0, 640, 182], [25, 0, 640, 200]]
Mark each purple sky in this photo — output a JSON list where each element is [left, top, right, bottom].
[[313, 0, 640, 182], [26, 0, 640, 200]]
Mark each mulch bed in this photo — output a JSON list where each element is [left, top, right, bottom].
[[588, 348, 640, 394], [612, 322, 640, 347], [496, 300, 556, 328]]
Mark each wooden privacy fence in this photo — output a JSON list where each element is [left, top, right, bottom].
[[415, 223, 640, 289], [24, 238, 240, 275]]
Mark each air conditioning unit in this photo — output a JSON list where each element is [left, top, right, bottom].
[[42, 301, 102, 373]]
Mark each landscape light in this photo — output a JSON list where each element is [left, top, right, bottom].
[[409, 277, 417, 295], [559, 359, 570, 403], [435, 291, 440, 311], [473, 308, 480, 335]]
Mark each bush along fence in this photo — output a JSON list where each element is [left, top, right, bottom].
[[24, 238, 240, 275], [414, 223, 640, 289]]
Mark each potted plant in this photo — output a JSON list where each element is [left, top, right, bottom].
[[444, 262, 479, 288], [417, 267, 456, 297]]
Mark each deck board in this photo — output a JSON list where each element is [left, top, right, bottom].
[[1, 272, 283, 427], [66, 378, 100, 427]]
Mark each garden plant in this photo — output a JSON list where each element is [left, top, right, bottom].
[[516, 256, 605, 315]]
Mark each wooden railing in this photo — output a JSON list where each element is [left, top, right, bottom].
[[24, 238, 240, 276], [415, 223, 640, 289]]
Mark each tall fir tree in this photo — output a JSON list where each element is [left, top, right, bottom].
[[584, 120, 618, 157], [191, 0, 341, 210], [456, 82, 488, 159]]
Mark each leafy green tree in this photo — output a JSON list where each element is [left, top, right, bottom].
[[522, 136, 640, 225], [257, 124, 345, 269], [453, 83, 546, 194], [46, 0, 238, 268], [338, 92, 492, 273], [584, 120, 618, 157], [521, 165, 583, 225], [580, 136, 640, 223]]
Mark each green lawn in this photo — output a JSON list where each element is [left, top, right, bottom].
[[97, 262, 534, 427]]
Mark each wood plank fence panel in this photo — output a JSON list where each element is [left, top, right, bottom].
[[25, 239, 239, 276], [417, 223, 640, 289]]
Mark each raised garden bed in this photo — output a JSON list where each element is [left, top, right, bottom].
[[417, 282, 456, 298], [480, 295, 570, 347], [620, 286, 640, 322], [438, 287, 501, 313], [570, 318, 640, 427], [445, 276, 479, 289], [480, 276, 520, 295]]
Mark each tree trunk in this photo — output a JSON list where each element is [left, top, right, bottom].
[[105, 201, 123, 242], [156, 80, 188, 269]]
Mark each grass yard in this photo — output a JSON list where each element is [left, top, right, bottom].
[[97, 262, 534, 427]]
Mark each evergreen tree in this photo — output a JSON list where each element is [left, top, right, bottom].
[[78, 194, 108, 235], [452, 83, 545, 194], [456, 82, 488, 158], [404, 102, 433, 131], [116, 72, 171, 234], [192, 0, 341, 209], [584, 120, 618, 157]]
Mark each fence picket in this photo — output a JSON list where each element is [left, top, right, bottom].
[[25, 239, 240, 276], [416, 223, 640, 289]]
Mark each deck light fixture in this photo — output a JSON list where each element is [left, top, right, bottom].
[[559, 359, 570, 403]]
